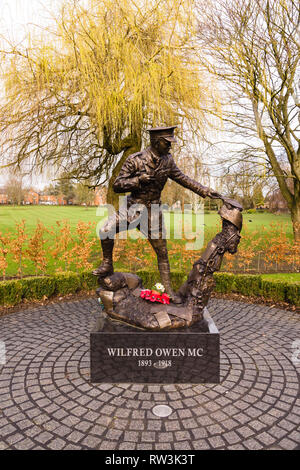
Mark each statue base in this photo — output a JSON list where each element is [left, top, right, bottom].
[[90, 308, 220, 384]]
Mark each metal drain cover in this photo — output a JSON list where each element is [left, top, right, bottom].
[[152, 405, 173, 418]]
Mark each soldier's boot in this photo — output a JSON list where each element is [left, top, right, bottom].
[[158, 261, 182, 304], [92, 239, 114, 277]]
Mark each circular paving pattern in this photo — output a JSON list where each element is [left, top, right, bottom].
[[0, 298, 299, 450]]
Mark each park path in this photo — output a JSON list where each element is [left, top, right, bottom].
[[0, 297, 299, 450]]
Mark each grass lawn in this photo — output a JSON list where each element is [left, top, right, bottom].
[[0, 205, 295, 277], [261, 273, 300, 283], [0, 205, 104, 234], [0, 205, 293, 237]]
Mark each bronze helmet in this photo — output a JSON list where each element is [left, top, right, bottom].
[[218, 199, 243, 232]]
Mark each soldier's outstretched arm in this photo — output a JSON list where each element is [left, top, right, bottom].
[[168, 157, 223, 200]]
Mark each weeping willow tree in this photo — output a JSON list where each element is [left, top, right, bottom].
[[0, 0, 214, 206]]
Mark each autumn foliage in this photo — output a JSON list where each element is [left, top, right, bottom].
[[0, 219, 299, 281]]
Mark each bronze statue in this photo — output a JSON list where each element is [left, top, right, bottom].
[[93, 126, 223, 303], [95, 198, 242, 330]]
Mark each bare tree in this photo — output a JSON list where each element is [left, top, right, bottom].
[[196, 0, 300, 238], [73, 181, 95, 206], [220, 162, 267, 209], [5, 171, 25, 205]]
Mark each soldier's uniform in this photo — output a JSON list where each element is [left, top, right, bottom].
[[94, 127, 213, 301]]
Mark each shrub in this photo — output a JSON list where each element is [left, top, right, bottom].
[[233, 274, 261, 296], [261, 279, 287, 302], [0, 279, 23, 306], [285, 284, 300, 307], [213, 273, 235, 293], [0, 270, 298, 308], [79, 271, 99, 290], [52, 272, 81, 295], [21, 276, 56, 300]]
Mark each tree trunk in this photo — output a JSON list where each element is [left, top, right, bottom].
[[107, 140, 141, 209], [291, 197, 300, 241]]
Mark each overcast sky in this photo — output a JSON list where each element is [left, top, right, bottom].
[[0, 0, 60, 40], [0, 1, 64, 188]]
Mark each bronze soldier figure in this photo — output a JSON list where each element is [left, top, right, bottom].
[[93, 126, 223, 303]]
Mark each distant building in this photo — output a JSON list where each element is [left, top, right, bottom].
[[94, 187, 107, 206], [0, 185, 108, 206], [40, 194, 56, 205], [23, 189, 40, 205], [0, 187, 9, 204]]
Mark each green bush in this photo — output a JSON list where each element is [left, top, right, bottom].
[[0, 279, 23, 306], [233, 275, 261, 296], [21, 276, 56, 300], [214, 273, 299, 306], [52, 272, 81, 295], [0, 269, 299, 308], [213, 273, 235, 293], [285, 284, 300, 307], [261, 279, 287, 302], [79, 271, 98, 290]]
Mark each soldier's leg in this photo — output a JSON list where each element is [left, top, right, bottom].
[[92, 203, 129, 277], [148, 237, 181, 304], [146, 207, 182, 303]]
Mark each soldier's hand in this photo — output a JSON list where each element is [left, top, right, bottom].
[[139, 174, 155, 184], [207, 189, 224, 200]]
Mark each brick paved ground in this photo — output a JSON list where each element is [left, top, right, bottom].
[[0, 298, 299, 450]]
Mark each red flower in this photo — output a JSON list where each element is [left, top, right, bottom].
[[140, 289, 170, 304], [140, 289, 151, 299], [161, 293, 170, 304]]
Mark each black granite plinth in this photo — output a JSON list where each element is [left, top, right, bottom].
[[90, 308, 220, 384]]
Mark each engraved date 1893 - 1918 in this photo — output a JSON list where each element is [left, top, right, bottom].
[[137, 360, 172, 368]]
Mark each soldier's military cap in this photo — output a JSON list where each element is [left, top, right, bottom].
[[147, 126, 177, 142]]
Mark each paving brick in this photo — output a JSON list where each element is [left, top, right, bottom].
[[119, 442, 136, 450], [124, 431, 139, 442], [175, 430, 191, 441], [129, 419, 145, 431], [278, 420, 296, 432], [67, 431, 85, 443], [174, 441, 192, 450], [1, 424, 17, 435], [223, 431, 242, 444], [13, 439, 35, 450], [276, 438, 296, 450], [193, 439, 210, 450], [191, 428, 208, 439], [165, 421, 181, 432], [208, 436, 226, 449], [82, 435, 101, 449], [47, 438, 67, 450], [6, 433, 27, 445], [105, 429, 123, 440], [99, 440, 118, 450], [155, 443, 172, 450], [146, 420, 162, 431]]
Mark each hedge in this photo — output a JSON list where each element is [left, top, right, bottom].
[[213, 273, 300, 306], [0, 271, 98, 307], [0, 270, 299, 307]]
